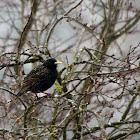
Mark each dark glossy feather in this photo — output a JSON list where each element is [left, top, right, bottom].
[[17, 58, 59, 96]]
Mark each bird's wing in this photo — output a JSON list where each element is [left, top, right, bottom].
[[17, 65, 49, 96]]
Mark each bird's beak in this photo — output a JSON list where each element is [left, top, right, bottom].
[[55, 61, 62, 64]]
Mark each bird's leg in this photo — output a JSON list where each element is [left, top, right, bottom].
[[39, 91, 51, 95], [34, 93, 39, 99], [38, 91, 52, 100]]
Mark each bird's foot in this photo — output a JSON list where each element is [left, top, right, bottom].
[[38, 91, 51, 100], [39, 91, 51, 95], [34, 93, 39, 100]]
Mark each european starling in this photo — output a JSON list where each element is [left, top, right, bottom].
[[17, 58, 62, 96]]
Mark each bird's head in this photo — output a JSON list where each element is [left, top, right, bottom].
[[43, 58, 62, 69]]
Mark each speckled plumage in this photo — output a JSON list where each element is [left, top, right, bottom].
[[17, 58, 61, 96]]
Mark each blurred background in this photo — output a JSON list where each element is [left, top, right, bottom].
[[0, 0, 140, 139]]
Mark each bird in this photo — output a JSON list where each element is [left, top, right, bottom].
[[17, 58, 62, 96]]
